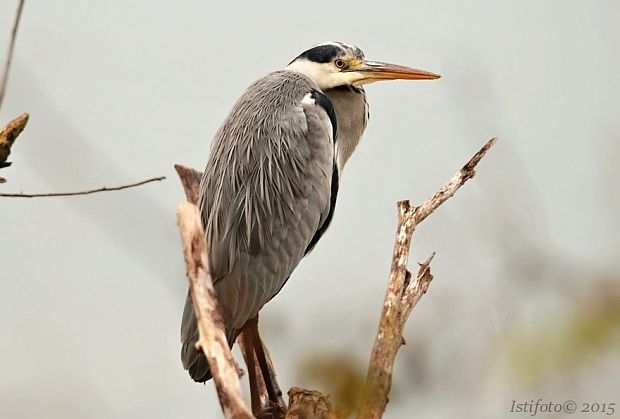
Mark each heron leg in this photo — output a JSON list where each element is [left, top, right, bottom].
[[242, 316, 286, 416], [238, 330, 263, 415], [254, 334, 283, 405]]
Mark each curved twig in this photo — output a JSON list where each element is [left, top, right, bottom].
[[0, 176, 166, 197], [0, 0, 26, 110]]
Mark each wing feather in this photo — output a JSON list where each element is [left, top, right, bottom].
[[198, 71, 337, 330]]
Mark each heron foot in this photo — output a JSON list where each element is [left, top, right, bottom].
[[255, 400, 287, 419]]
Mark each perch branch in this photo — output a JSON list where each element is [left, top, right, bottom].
[[176, 165, 260, 417], [174, 136, 496, 419], [0, 176, 165, 197], [176, 164, 288, 417], [176, 164, 331, 418], [357, 138, 497, 419], [177, 201, 253, 419], [0, 0, 25, 111]]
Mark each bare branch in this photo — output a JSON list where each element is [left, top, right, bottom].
[[413, 137, 497, 225], [0, 114, 163, 193], [174, 164, 202, 204], [400, 253, 435, 323], [0, 176, 165, 197], [175, 163, 289, 418], [177, 202, 253, 419], [357, 138, 497, 419], [0, 0, 25, 110], [173, 137, 496, 419], [0, 113, 28, 182]]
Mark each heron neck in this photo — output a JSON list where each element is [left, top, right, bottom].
[[324, 85, 369, 171]]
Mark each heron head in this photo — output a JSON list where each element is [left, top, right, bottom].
[[286, 41, 440, 90]]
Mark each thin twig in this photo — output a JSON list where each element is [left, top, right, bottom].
[[0, 0, 25, 111], [0, 176, 166, 197], [357, 138, 497, 419], [400, 253, 435, 323], [413, 137, 497, 225], [177, 202, 254, 419]]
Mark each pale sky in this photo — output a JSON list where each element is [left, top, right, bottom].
[[1, 1, 618, 418]]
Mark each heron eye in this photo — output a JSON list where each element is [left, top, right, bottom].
[[334, 59, 346, 69]]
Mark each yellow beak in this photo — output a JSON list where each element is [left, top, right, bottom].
[[352, 59, 440, 82]]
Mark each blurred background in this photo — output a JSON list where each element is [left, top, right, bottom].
[[1, 1, 618, 418]]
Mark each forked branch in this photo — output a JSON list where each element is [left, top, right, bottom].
[[357, 138, 497, 419], [173, 137, 497, 419]]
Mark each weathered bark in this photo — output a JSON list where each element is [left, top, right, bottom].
[[177, 202, 254, 418], [176, 165, 333, 418], [286, 388, 334, 419], [356, 138, 497, 419], [173, 137, 497, 419], [176, 164, 290, 418], [174, 164, 203, 204], [0, 113, 28, 181]]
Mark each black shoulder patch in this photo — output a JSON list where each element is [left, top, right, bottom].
[[305, 164, 339, 255], [310, 90, 337, 143]]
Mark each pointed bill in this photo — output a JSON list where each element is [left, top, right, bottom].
[[355, 60, 440, 81]]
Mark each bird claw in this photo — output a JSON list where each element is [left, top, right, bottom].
[[255, 400, 287, 419]]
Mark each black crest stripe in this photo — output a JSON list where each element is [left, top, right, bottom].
[[289, 44, 342, 64]]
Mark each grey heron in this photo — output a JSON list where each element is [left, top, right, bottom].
[[181, 41, 439, 405]]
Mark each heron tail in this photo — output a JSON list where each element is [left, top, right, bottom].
[[180, 290, 238, 382]]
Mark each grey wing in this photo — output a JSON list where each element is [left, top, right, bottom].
[[200, 77, 337, 331]]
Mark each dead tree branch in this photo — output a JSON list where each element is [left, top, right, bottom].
[[177, 201, 253, 419], [0, 112, 27, 167], [0, 115, 163, 195], [176, 164, 283, 418], [356, 137, 497, 419], [174, 164, 202, 204], [0, 112, 28, 181], [174, 137, 496, 419], [0, 176, 165, 197], [176, 164, 331, 418], [0, 0, 25, 110]]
